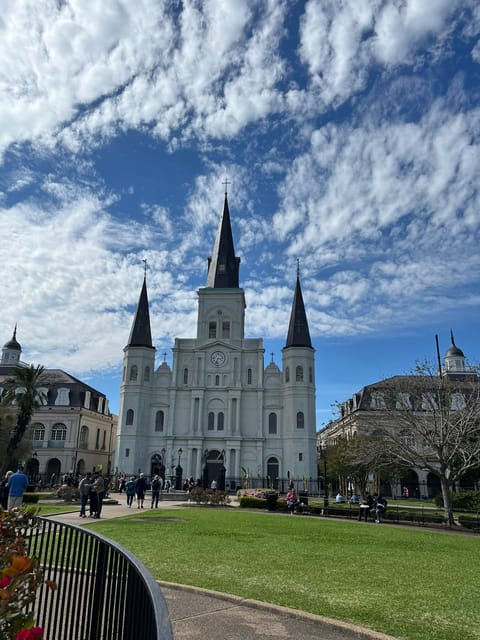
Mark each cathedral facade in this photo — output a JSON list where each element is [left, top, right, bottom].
[[115, 195, 317, 490]]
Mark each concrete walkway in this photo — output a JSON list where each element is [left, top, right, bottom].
[[45, 498, 398, 640]]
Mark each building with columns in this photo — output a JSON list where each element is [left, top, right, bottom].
[[115, 194, 317, 490]]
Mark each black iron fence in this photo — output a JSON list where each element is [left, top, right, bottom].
[[27, 517, 173, 640]]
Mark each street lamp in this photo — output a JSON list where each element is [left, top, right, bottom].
[[175, 448, 183, 490]]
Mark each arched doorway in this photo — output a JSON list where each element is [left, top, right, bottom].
[[266, 457, 279, 490], [427, 472, 441, 499], [46, 458, 61, 486], [26, 456, 39, 484], [203, 450, 226, 490], [400, 469, 419, 499], [150, 453, 165, 481]]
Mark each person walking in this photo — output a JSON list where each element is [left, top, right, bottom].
[[92, 472, 105, 518], [150, 474, 162, 508], [135, 473, 147, 509], [7, 465, 30, 510], [78, 473, 92, 517], [0, 471, 13, 509], [125, 476, 136, 507]]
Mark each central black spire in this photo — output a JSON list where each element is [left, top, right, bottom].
[[127, 277, 154, 348], [206, 193, 240, 288]]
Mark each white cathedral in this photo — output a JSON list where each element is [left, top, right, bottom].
[[115, 193, 317, 491]]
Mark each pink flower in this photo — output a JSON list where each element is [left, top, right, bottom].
[[16, 627, 44, 640], [0, 575, 11, 588]]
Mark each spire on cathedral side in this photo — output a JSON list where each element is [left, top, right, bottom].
[[127, 276, 154, 348], [285, 268, 313, 349], [206, 192, 241, 288]]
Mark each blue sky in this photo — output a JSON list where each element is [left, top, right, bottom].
[[1, 1, 479, 428]]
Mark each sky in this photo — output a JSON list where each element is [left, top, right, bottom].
[[1, 0, 479, 429]]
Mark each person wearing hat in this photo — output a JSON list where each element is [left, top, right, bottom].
[[135, 472, 147, 509]]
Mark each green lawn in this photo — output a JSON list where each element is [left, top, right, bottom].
[[88, 508, 479, 640]]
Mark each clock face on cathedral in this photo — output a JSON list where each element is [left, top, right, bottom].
[[210, 350, 226, 366]]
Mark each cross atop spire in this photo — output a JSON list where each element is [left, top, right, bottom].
[[142, 258, 148, 278], [222, 177, 231, 195]]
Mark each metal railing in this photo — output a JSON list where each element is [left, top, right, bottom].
[[27, 517, 173, 640]]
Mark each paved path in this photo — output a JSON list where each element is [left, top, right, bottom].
[[45, 498, 398, 640]]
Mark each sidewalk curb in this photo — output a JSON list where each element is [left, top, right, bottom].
[[157, 580, 399, 640]]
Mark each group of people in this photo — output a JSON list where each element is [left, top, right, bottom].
[[78, 472, 107, 518], [358, 493, 388, 523], [123, 472, 165, 509], [0, 465, 30, 510]]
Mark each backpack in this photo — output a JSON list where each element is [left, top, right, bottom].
[[151, 478, 160, 490]]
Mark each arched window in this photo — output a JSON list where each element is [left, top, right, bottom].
[[33, 423, 45, 441], [183, 368, 188, 384], [309, 367, 313, 383], [51, 423, 66, 441], [209, 321, 216, 338], [285, 367, 290, 383], [208, 412, 215, 430], [79, 425, 89, 448], [267, 457, 279, 489], [155, 410, 164, 432], [217, 412, 224, 431], [144, 366, 150, 382], [126, 409, 134, 425], [215, 374, 220, 386], [296, 366, 303, 382], [247, 368, 252, 384], [268, 413, 277, 434], [296, 412, 304, 429], [130, 365, 138, 381], [451, 393, 466, 410]]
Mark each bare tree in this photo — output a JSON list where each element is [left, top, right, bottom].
[[374, 363, 480, 525]]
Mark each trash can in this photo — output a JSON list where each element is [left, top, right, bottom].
[[265, 492, 278, 511]]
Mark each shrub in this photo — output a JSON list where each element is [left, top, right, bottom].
[[56, 485, 79, 502], [239, 496, 266, 509], [188, 487, 229, 506], [23, 493, 39, 504], [434, 490, 480, 511]]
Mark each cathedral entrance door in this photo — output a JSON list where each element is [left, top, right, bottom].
[[204, 450, 226, 490]]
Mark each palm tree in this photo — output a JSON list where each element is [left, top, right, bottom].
[[1, 364, 45, 474]]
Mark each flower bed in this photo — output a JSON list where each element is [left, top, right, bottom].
[[0, 508, 55, 640]]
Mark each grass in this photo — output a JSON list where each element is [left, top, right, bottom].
[[86, 508, 479, 640]]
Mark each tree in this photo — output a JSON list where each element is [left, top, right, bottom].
[[0, 364, 45, 475], [326, 435, 403, 498], [373, 363, 480, 525]]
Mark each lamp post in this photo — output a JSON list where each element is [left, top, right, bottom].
[[202, 449, 209, 489], [160, 448, 166, 483], [219, 449, 226, 491], [175, 448, 183, 490], [318, 444, 328, 506]]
